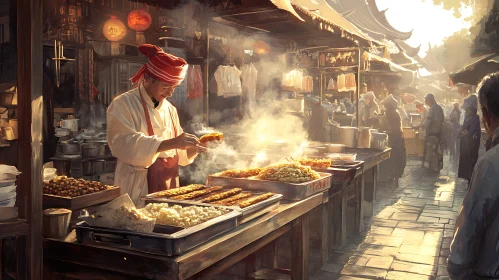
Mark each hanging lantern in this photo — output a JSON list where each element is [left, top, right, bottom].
[[103, 16, 127, 55], [253, 40, 270, 55], [128, 10, 152, 45]]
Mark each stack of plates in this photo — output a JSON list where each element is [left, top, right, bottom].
[[0, 164, 20, 221]]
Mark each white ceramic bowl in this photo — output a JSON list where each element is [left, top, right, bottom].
[[0, 198, 15, 207], [0, 191, 16, 202]]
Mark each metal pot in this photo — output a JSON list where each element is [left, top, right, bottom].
[[51, 158, 71, 176], [81, 143, 106, 158], [93, 160, 105, 173], [43, 208, 72, 239], [81, 160, 94, 176], [60, 142, 80, 155], [104, 158, 117, 173]]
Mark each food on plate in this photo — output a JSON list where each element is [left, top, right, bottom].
[[142, 203, 229, 227], [211, 193, 253, 206], [256, 162, 320, 183], [298, 158, 332, 169], [201, 188, 242, 203], [199, 132, 224, 145], [215, 168, 263, 178], [43, 176, 110, 198], [238, 192, 275, 208], [149, 184, 205, 198], [170, 186, 223, 200]]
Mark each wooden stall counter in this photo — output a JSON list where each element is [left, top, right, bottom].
[[43, 193, 324, 280]]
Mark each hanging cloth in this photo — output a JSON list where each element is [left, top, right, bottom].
[[337, 74, 346, 92], [241, 63, 258, 107], [327, 77, 336, 90], [187, 65, 203, 99]]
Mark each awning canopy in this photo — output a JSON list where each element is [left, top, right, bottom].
[[367, 52, 415, 73], [450, 53, 499, 85]]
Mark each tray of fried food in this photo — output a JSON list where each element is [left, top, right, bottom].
[[297, 158, 332, 169], [146, 184, 206, 198], [255, 162, 321, 183], [147, 186, 282, 224], [200, 132, 224, 146], [214, 167, 264, 178]]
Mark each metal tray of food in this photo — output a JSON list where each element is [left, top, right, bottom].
[[206, 173, 332, 201], [75, 201, 241, 256], [146, 190, 283, 225]]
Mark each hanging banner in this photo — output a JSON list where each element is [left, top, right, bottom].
[[319, 49, 359, 68]]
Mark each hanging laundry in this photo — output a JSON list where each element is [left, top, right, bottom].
[[187, 65, 203, 99], [214, 65, 242, 97], [327, 77, 336, 90], [337, 74, 346, 92], [301, 76, 313, 93], [345, 73, 357, 91], [241, 63, 258, 108]]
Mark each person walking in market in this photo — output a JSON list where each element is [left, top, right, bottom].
[[448, 103, 462, 161], [458, 95, 481, 187], [421, 93, 445, 173], [378, 94, 406, 186], [361, 91, 380, 127], [448, 72, 499, 280], [107, 44, 205, 206]]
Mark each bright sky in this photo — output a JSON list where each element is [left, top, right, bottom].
[[376, 0, 473, 57]]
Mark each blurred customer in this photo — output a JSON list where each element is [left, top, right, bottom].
[[421, 93, 445, 172], [448, 103, 462, 160], [361, 91, 380, 127], [458, 95, 481, 186], [448, 72, 499, 279], [378, 94, 406, 185]]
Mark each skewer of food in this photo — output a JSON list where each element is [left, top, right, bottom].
[[201, 188, 242, 203], [148, 184, 205, 198], [199, 132, 224, 146], [170, 186, 223, 200]]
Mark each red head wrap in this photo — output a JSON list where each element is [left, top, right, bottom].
[[130, 44, 188, 86]]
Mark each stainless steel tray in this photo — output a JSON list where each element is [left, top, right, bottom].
[[75, 201, 241, 256], [206, 173, 332, 201], [145, 192, 283, 225]]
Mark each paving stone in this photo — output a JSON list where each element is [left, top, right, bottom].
[[365, 256, 394, 269], [396, 253, 439, 265], [391, 212, 420, 221], [440, 249, 451, 257], [320, 262, 345, 273], [336, 276, 372, 280], [363, 235, 404, 247], [363, 246, 399, 257], [439, 218, 450, 224], [418, 216, 440, 223], [354, 255, 370, 266], [444, 230, 454, 238], [437, 265, 449, 277], [340, 265, 387, 278], [369, 226, 395, 236], [390, 260, 437, 276], [439, 257, 448, 265], [399, 245, 440, 257], [386, 271, 434, 280]]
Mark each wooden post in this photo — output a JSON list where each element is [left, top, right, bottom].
[[203, 25, 210, 126], [291, 214, 310, 280], [319, 73, 323, 105], [17, 0, 44, 278], [356, 47, 363, 128]]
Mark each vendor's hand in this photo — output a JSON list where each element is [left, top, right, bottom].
[[173, 133, 204, 150]]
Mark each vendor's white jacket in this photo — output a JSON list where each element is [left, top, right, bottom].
[[107, 84, 196, 206]]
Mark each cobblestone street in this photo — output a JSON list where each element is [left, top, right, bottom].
[[311, 156, 468, 280]]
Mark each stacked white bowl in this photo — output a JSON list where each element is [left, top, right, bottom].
[[0, 164, 21, 221]]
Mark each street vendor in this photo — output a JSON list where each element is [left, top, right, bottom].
[[107, 44, 205, 206], [360, 91, 380, 127]]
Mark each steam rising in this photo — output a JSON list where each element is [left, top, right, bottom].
[[182, 95, 310, 183]]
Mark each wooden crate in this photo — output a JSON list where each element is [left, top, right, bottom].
[[43, 187, 120, 210], [405, 138, 424, 156]]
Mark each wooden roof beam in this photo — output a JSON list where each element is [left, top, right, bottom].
[[208, 6, 279, 18]]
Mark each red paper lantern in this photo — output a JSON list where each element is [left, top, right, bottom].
[[128, 10, 152, 31]]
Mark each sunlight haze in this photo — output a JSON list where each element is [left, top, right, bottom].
[[376, 0, 472, 57]]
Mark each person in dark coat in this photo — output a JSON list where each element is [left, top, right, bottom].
[[448, 103, 461, 161], [378, 94, 406, 185], [458, 94, 481, 186]]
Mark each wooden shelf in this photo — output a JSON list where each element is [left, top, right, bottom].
[[54, 108, 75, 114], [0, 219, 29, 239]]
